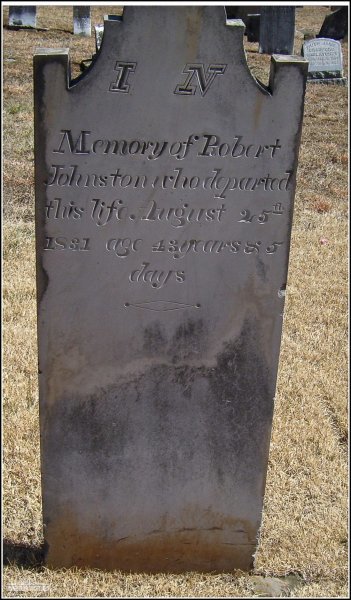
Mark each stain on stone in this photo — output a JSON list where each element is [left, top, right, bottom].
[[206, 318, 273, 483], [171, 365, 198, 399], [143, 321, 167, 355], [43, 316, 273, 571], [256, 257, 268, 281], [44, 509, 257, 572], [169, 318, 208, 362]]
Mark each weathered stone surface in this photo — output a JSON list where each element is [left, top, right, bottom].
[[318, 6, 348, 40], [259, 7, 296, 55], [9, 5, 36, 28], [73, 6, 91, 37], [34, 7, 307, 572], [303, 37, 345, 83]]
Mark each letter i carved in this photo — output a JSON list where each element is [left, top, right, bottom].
[[109, 62, 137, 93]]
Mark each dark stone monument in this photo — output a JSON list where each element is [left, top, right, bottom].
[[225, 6, 261, 21], [317, 7, 348, 40], [246, 14, 260, 43], [225, 6, 261, 42], [8, 5, 36, 28], [259, 7, 296, 54], [34, 6, 307, 572]]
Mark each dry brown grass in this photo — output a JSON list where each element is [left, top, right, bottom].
[[2, 5, 349, 598]]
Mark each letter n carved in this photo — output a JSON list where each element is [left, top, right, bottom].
[[109, 61, 137, 93], [174, 63, 227, 96]]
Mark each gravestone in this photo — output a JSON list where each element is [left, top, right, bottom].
[[246, 14, 260, 43], [225, 7, 261, 42], [8, 5, 36, 28], [259, 7, 296, 54], [73, 6, 91, 37], [317, 7, 348, 40], [94, 24, 104, 52], [34, 6, 308, 572], [225, 6, 261, 21], [303, 38, 346, 84]]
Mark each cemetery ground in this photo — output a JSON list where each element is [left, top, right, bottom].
[[2, 5, 348, 598]]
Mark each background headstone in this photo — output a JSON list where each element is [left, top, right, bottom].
[[73, 6, 91, 37], [225, 6, 261, 42], [317, 7, 348, 40], [225, 6, 261, 21], [303, 38, 346, 84], [8, 5, 36, 28], [259, 7, 296, 54], [246, 14, 260, 43], [34, 6, 307, 572], [94, 24, 104, 52]]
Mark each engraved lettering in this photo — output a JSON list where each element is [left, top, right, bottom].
[[90, 198, 126, 225], [148, 239, 283, 259], [141, 200, 226, 228], [53, 130, 91, 154], [198, 135, 282, 159], [239, 204, 285, 224], [239, 209, 256, 223], [109, 61, 137, 93], [43, 237, 91, 251], [266, 242, 284, 254], [129, 262, 185, 289], [175, 64, 227, 96], [45, 198, 84, 219], [168, 135, 199, 159], [244, 241, 261, 254], [106, 238, 142, 257]]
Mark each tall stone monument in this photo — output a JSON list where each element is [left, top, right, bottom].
[[259, 7, 296, 54], [34, 7, 307, 572], [73, 6, 91, 37]]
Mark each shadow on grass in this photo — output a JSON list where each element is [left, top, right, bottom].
[[4, 25, 73, 34], [3, 540, 45, 568]]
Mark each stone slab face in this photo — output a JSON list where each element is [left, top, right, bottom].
[[259, 7, 296, 54], [9, 5, 36, 28], [303, 38, 344, 78], [34, 7, 307, 573], [73, 6, 91, 37]]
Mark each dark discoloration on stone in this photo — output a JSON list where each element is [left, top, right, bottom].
[[34, 51, 70, 306], [42, 319, 271, 571], [45, 510, 257, 572], [170, 318, 208, 361], [143, 321, 168, 355], [143, 318, 208, 362]]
